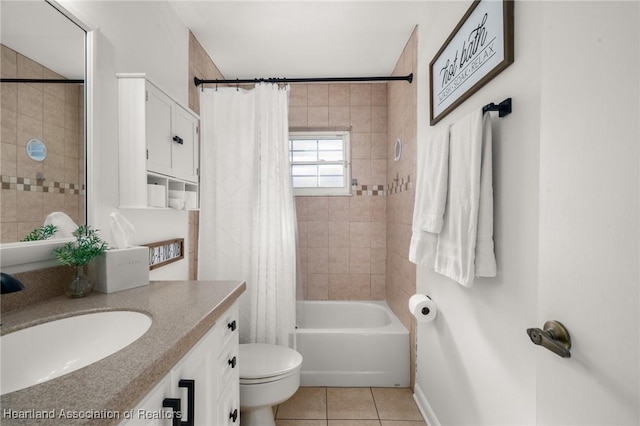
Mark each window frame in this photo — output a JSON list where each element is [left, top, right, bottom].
[[289, 130, 351, 196]]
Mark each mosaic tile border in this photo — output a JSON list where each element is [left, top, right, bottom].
[[1, 175, 84, 195], [353, 184, 386, 196], [387, 174, 412, 195]]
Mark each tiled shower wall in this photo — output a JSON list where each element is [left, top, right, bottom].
[[289, 83, 388, 300], [386, 28, 418, 386], [0, 45, 85, 243], [187, 31, 225, 280]]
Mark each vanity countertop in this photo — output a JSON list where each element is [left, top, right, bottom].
[[0, 280, 246, 425]]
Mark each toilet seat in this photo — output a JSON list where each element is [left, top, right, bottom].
[[239, 343, 303, 384]]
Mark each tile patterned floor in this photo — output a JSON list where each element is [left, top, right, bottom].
[[274, 387, 427, 426]]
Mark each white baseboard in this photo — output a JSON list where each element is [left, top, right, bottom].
[[413, 383, 441, 426]]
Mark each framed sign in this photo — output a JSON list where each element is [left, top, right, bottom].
[[430, 0, 514, 125], [144, 238, 184, 270]]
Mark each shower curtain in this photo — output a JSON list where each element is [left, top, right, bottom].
[[198, 83, 297, 347]]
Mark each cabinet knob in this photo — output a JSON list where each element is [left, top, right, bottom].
[[227, 320, 237, 332], [173, 135, 184, 145], [228, 356, 237, 369], [229, 409, 238, 423]]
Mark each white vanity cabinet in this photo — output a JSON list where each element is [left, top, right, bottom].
[[118, 73, 199, 209], [122, 302, 239, 426]]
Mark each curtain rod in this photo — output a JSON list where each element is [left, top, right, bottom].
[[1, 78, 84, 84], [194, 73, 413, 87]]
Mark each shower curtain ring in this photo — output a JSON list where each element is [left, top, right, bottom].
[[236, 79, 239, 91]]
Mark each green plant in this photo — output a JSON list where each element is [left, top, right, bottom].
[[21, 224, 57, 242], [52, 225, 108, 267]]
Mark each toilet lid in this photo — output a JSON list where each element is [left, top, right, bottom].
[[239, 343, 303, 380]]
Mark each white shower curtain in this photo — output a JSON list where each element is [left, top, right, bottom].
[[198, 83, 297, 347]]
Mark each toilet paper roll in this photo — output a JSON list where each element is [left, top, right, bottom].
[[408, 294, 437, 323], [185, 192, 197, 209], [147, 184, 166, 208]]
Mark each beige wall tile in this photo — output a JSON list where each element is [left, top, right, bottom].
[[2, 84, 18, 113], [43, 91, 65, 125], [349, 274, 371, 300], [306, 197, 329, 221], [349, 221, 370, 248], [1, 221, 18, 243], [328, 197, 350, 221], [1, 189, 17, 223], [349, 196, 370, 222], [328, 247, 349, 274], [370, 274, 386, 300], [1, 108, 17, 144], [329, 84, 349, 106], [371, 197, 386, 222], [43, 122, 65, 156], [370, 222, 386, 248], [350, 248, 370, 274], [17, 54, 43, 80], [1, 45, 18, 78], [349, 106, 371, 133], [17, 113, 43, 146], [307, 84, 328, 106], [307, 273, 328, 300], [371, 84, 387, 106], [307, 221, 329, 248], [328, 106, 350, 127], [17, 84, 43, 122], [289, 84, 308, 107], [289, 106, 308, 127], [328, 221, 350, 248], [370, 248, 386, 274], [328, 273, 350, 300], [349, 85, 371, 106], [371, 106, 387, 133], [308, 247, 329, 273], [1, 142, 17, 176], [350, 132, 371, 159], [43, 152, 65, 184], [370, 133, 387, 159], [308, 106, 329, 127], [16, 190, 43, 222]]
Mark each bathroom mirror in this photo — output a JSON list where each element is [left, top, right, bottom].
[[0, 0, 89, 270]]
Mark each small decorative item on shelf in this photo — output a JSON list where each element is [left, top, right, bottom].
[[52, 225, 108, 298]]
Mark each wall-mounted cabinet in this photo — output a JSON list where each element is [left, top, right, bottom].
[[118, 73, 199, 209]]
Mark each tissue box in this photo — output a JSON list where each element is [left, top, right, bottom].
[[90, 246, 149, 293]]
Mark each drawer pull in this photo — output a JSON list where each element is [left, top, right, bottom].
[[227, 320, 237, 332], [229, 409, 238, 423], [228, 356, 237, 369], [179, 379, 195, 426], [173, 135, 184, 145], [162, 398, 181, 426]]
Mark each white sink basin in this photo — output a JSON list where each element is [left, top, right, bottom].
[[0, 310, 152, 395]]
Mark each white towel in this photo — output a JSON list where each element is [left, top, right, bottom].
[[408, 124, 450, 266], [434, 110, 496, 286]]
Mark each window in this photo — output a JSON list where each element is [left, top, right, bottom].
[[289, 131, 351, 196]]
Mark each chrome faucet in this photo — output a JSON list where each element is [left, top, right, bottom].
[[1, 272, 25, 294]]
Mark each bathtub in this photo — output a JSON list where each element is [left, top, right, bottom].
[[296, 300, 409, 387]]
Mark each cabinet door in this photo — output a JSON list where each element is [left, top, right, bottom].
[[171, 333, 215, 426], [146, 84, 174, 177], [121, 375, 173, 426], [172, 105, 199, 183]]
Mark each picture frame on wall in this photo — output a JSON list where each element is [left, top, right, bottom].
[[429, 0, 514, 125]]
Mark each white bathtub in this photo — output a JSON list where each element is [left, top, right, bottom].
[[296, 300, 409, 387]]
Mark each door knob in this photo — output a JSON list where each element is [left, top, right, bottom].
[[526, 320, 571, 358]]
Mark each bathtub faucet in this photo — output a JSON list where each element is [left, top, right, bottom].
[[1, 273, 25, 294]]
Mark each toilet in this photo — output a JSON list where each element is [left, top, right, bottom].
[[239, 343, 303, 426]]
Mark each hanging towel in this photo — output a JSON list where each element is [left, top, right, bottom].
[[434, 110, 496, 286], [409, 123, 450, 266]]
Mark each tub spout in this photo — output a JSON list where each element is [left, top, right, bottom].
[[1, 272, 25, 294]]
